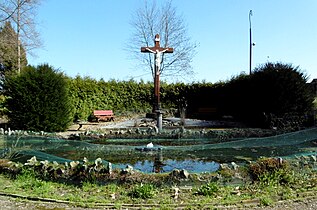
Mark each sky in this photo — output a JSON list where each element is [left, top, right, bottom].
[[28, 0, 317, 83]]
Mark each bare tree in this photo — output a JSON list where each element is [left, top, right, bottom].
[[129, 0, 197, 79], [0, 0, 17, 22], [0, 0, 41, 72]]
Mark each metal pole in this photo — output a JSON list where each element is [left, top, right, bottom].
[[17, 0, 21, 74], [157, 111, 162, 132], [249, 10, 253, 75]]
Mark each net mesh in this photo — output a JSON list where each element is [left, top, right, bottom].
[[1, 128, 317, 167]]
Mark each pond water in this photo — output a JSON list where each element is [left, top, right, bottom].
[[1, 128, 317, 173]]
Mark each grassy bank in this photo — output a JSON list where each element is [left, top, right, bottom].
[[0, 157, 317, 209]]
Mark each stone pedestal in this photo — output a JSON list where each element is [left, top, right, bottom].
[[155, 110, 164, 132]]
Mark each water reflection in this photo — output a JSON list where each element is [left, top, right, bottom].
[[153, 148, 165, 173], [129, 158, 220, 173]]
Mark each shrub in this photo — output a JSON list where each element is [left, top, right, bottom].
[[194, 182, 219, 196], [258, 169, 294, 187], [248, 157, 289, 181], [250, 62, 314, 127], [128, 183, 156, 199], [3, 64, 73, 132], [225, 62, 314, 127]]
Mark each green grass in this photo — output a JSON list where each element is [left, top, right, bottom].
[[0, 160, 317, 209]]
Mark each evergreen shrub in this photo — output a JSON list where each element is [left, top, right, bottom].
[[225, 62, 314, 127], [251, 62, 313, 116], [3, 64, 72, 132]]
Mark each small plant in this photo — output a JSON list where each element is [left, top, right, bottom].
[[195, 182, 219, 196], [258, 169, 294, 187], [260, 196, 273, 206], [128, 183, 156, 199], [14, 168, 43, 190], [218, 167, 235, 181]]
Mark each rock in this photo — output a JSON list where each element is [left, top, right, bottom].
[[136, 128, 141, 134], [231, 162, 239, 170], [53, 161, 59, 167], [70, 161, 80, 169], [302, 156, 310, 160], [40, 160, 50, 168], [219, 163, 230, 170], [146, 127, 152, 134], [200, 129, 206, 135], [25, 156, 38, 166], [170, 169, 190, 179], [83, 157, 89, 164], [94, 158, 103, 172], [139, 123, 147, 127], [153, 126, 159, 134], [181, 169, 190, 179], [172, 187, 180, 199], [170, 169, 180, 177], [94, 158, 102, 166], [310, 155, 317, 162], [107, 162, 112, 174], [121, 165, 134, 175]]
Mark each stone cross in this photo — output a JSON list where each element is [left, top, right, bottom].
[[141, 34, 173, 112]]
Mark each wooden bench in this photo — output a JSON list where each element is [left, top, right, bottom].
[[194, 107, 218, 119], [92, 110, 115, 122]]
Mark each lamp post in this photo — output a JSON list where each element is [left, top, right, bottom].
[[249, 10, 255, 75]]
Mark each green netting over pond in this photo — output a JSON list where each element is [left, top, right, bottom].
[[0, 127, 317, 173]]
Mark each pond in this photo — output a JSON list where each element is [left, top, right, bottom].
[[1, 127, 317, 173]]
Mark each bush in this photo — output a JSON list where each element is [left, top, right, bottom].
[[251, 62, 313, 115], [248, 157, 289, 181], [128, 183, 156, 199], [258, 169, 294, 187], [225, 62, 314, 127], [194, 182, 219, 196], [3, 64, 73, 132]]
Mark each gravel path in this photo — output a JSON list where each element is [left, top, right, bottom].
[[1, 195, 317, 209]]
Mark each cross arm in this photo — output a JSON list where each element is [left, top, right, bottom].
[[141, 47, 154, 53], [141, 47, 174, 53], [161, 47, 174, 53]]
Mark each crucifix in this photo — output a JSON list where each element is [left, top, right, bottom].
[[141, 34, 173, 113]]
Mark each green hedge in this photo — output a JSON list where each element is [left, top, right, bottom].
[[68, 77, 154, 121], [2, 62, 314, 130], [62, 62, 316, 128]]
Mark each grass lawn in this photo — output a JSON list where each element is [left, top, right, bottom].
[[1, 157, 317, 209]]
